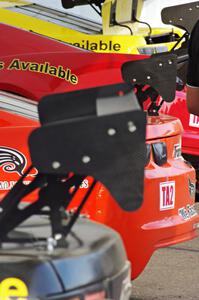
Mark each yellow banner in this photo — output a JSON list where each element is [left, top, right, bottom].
[[62, 34, 177, 54]]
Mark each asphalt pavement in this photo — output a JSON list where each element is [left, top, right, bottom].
[[131, 204, 199, 300]]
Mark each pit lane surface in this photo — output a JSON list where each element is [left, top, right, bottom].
[[131, 204, 199, 300]]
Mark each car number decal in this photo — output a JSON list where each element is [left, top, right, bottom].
[[160, 181, 175, 211]]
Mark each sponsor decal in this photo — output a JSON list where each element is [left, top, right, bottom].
[[69, 179, 89, 194], [189, 114, 199, 128], [63, 35, 175, 54], [0, 146, 27, 176], [72, 40, 121, 52], [0, 62, 4, 70], [0, 277, 28, 300], [173, 143, 182, 159], [160, 181, 175, 211], [0, 59, 78, 85], [178, 204, 198, 220], [188, 178, 196, 198], [80, 179, 89, 189], [0, 147, 37, 190], [0, 180, 31, 190]]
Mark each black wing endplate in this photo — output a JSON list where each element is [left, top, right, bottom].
[[30, 84, 146, 212], [161, 1, 199, 33], [0, 84, 146, 241], [122, 53, 177, 103]]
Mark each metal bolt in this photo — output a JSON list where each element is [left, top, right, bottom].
[[55, 233, 63, 241], [52, 161, 61, 169], [128, 121, 137, 133], [108, 128, 116, 136], [82, 156, 91, 164], [47, 237, 57, 252], [43, 206, 50, 211]]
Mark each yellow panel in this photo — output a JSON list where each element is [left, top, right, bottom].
[[116, 0, 143, 23], [0, 0, 29, 8], [102, 0, 113, 34], [64, 34, 146, 54], [102, 0, 144, 35], [54, 33, 181, 54], [0, 1, 184, 55], [0, 8, 84, 37]]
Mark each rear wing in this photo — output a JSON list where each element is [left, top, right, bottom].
[[162, 1, 199, 33], [122, 53, 177, 103], [30, 83, 146, 212], [0, 83, 146, 243], [121, 53, 188, 114]]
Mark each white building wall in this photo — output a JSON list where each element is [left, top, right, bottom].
[[141, 0, 193, 27]]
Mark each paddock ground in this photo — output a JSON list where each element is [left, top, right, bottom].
[[131, 204, 199, 300]]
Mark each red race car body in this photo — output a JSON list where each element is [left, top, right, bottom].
[[0, 23, 198, 279]]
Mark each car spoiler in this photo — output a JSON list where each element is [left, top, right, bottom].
[[29, 83, 146, 212], [161, 2, 199, 82], [0, 82, 146, 242], [122, 53, 177, 103], [161, 1, 199, 33]]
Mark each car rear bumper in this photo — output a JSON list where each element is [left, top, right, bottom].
[[70, 156, 199, 279]]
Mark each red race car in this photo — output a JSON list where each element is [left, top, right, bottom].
[[158, 2, 199, 200], [0, 23, 198, 280]]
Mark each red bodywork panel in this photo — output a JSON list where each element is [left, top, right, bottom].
[[0, 23, 145, 99], [0, 24, 198, 279], [160, 90, 199, 156], [160, 90, 199, 192], [144, 89, 199, 192]]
